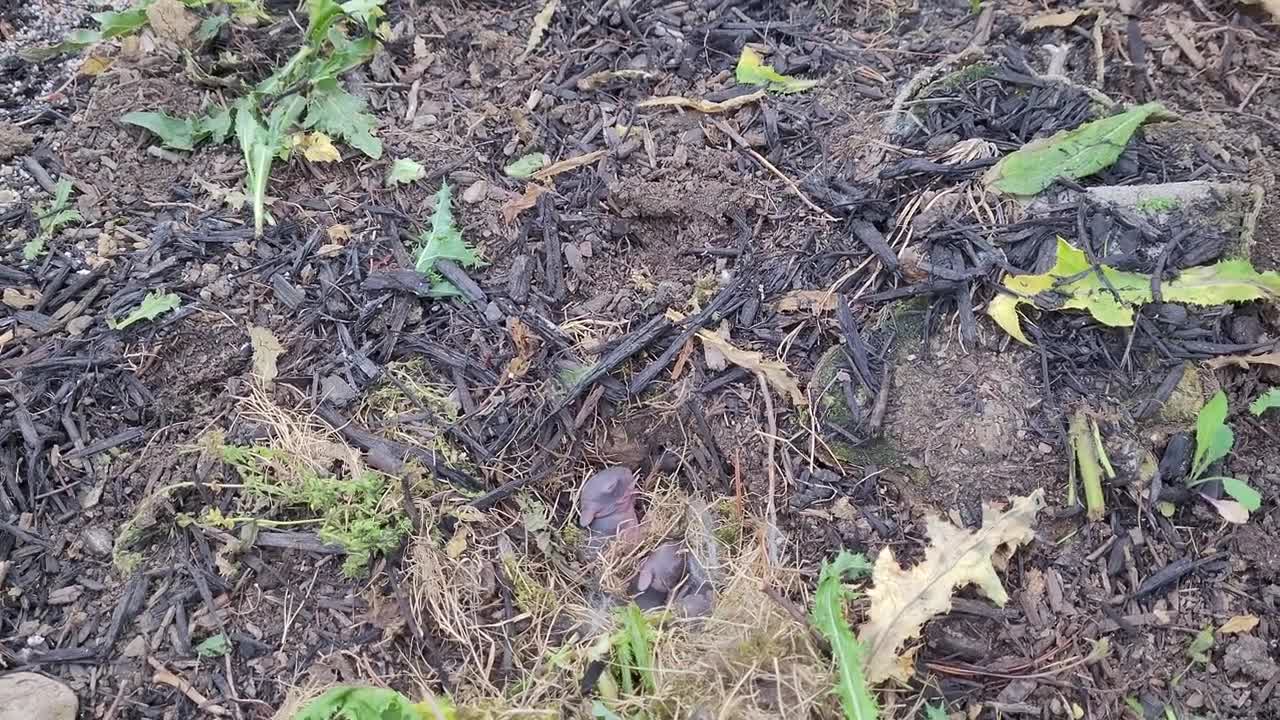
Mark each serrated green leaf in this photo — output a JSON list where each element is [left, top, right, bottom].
[[194, 15, 229, 43], [20, 29, 104, 61], [304, 78, 382, 159], [197, 104, 233, 144], [984, 102, 1168, 195], [1187, 625, 1214, 664], [735, 47, 817, 94], [93, 7, 149, 38], [1192, 391, 1232, 481], [989, 238, 1280, 345], [505, 152, 548, 178], [1251, 388, 1280, 416], [414, 183, 482, 296], [313, 30, 377, 80], [304, 0, 344, 46], [37, 180, 81, 236], [122, 110, 197, 150], [1220, 477, 1261, 512], [22, 238, 46, 261], [195, 633, 231, 658], [386, 158, 425, 186], [110, 290, 182, 330], [811, 551, 877, 720], [925, 704, 949, 720], [296, 685, 455, 720], [52, 179, 74, 211]]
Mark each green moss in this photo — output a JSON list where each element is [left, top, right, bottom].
[[1135, 196, 1180, 213]]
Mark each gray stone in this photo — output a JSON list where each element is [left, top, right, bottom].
[[1224, 635, 1279, 681], [0, 672, 77, 720], [81, 527, 113, 558]]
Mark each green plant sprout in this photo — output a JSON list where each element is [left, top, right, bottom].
[[24, 179, 82, 260], [1185, 390, 1262, 522]]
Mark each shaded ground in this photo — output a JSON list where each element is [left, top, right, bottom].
[[3, 0, 1280, 719]]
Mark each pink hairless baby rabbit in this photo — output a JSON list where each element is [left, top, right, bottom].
[[578, 466, 639, 538]]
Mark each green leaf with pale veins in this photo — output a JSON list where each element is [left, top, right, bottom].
[[235, 95, 306, 236], [1251, 388, 1280, 416], [196, 104, 233, 145], [414, 183, 482, 296], [1220, 477, 1261, 512], [984, 102, 1169, 196], [304, 77, 382, 159], [505, 152, 548, 178], [735, 47, 817, 94], [810, 551, 877, 720], [988, 238, 1280, 345], [386, 158, 425, 186], [109, 290, 182, 329], [122, 110, 197, 150]]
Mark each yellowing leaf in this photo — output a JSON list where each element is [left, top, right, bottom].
[[858, 490, 1045, 682], [735, 47, 817, 94], [989, 238, 1280, 344], [295, 131, 341, 162], [638, 91, 766, 114], [1218, 614, 1259, 635], [80, 55, 115, 76], [521, 0, 558, 59], [445, 524, 470, 559], [248, 326, 284, 385], [529, 150, 605, 182], [984, 103, 1168, 196], [676, 313, 805, 406], [327, 224, 353, 242]]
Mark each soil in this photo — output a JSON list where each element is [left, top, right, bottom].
[[3, 0, 1280, 719]]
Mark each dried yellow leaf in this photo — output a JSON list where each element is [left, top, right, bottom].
[[520, 0, 558, 59], [638, 90, 766, 114], [859, 490, 1046, 682], [775, 289, 837, 313], [676, 314, 805, 406], [528, 150, 606, 182], [1218, 614, 1259, 635], [80, 55, 115, 76], [1021, 9, 1091, 31], [445, 524, 470, 559], [295, 132, 341, 163], [248, 326, 283, 385]]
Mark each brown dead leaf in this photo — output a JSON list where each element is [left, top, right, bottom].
[[528, 150, 606, 182], [1218, 614, 1259, 635], [520, 0, 558, 59], [1021, 9, 1091, 31], [775, 289, 838, 313], [638, 90, 767, 114], [500, 183, 548, 223], [1204, 352, 1280, 369], [859, 490, 1046, 682], [248, 326, 283, 385], [146, 0, 200, 45], [506, 317, 541, 379], [677, 314, 805, 405], [327, 224, 352, 242]]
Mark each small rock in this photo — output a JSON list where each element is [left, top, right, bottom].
[[46, 585, 82, 605], [0, 672, 77, 720], [0, 121, 34, 161], [65, 316, 94, 336], [462, 180, 488, 204], [1037, 442, 1052, 455], [121, 635, 149, 658], [1224, 635, 1279, 681], [320, 375, 358, 407], [81, 527, 113, 558]]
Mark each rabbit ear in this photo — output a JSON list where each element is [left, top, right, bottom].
[[637, 566, 654, 592]]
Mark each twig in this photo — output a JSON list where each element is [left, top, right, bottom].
[[147, 657, 230, 716], [711, 118, 836, 221]]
